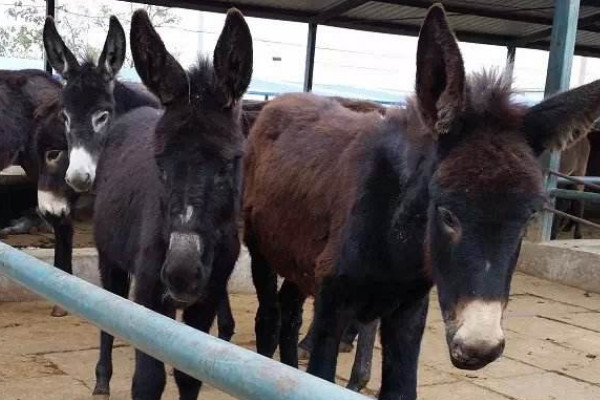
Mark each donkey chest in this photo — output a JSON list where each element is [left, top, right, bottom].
[[342, 277, 432, 322]]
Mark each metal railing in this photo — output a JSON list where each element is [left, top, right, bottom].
[[0, 241, 369, 400], [545, 170, 600, 234]]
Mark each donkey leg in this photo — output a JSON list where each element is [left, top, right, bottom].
[[248, 239, 280, 357], [216, 292, 235, 342], [174, 295, 221, 400], [131, 265, 174, 400], [550, 213, 561, 240], [50, 217, 74, 317], [298, 319, 315, 360], [574, 198, 584, 239], [340, 320, 360, 353], [346, 319, 378, 392], [278, 280, 305, 367], [378, 295, 429, 400], [93, 261, 130, 399], [306, 280, 354, 382], [299, 318, 359, 360]]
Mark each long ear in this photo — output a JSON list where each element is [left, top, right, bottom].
[[43, 16, 80, 79], [130, 9, 187, 105], [213, 8, 253, 107], [523, 79, 600, 154], [97, 16, 126, 81], [415, 4, 466, 138]]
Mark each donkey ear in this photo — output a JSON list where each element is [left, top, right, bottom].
[[43, 16, 79, 79], [97, 16, 126, 81], [213, 8, 253, 107], [130, 9, 187, 105], [415, 4, 466, 138], [523, 79, 600, 155]]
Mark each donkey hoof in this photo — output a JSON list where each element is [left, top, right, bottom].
[[218, 334, 234, 342], [339, 342, 354, 353], [346, 383, 364, 392], [92, 386, 110, 400], [51, 305, 68, 317], [298, 346, 311, 360]]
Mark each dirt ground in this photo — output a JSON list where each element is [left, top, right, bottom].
[[1, 272, 600, 400], [2, 221, 95, 249]]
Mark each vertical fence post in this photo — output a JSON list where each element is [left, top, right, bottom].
[[303, 23, 317, 92], [505, 46, 516, 79], [532, 0, 581, 242], [44, 0, 55, 74]]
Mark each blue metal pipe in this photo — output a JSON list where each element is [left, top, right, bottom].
[[550, 188, 600, 203], [0, 242, 369, 400]]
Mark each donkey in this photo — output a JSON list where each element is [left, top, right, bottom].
[[0, 69, 78, 316], [88, 9, 251, 399], [43, 15, 237, 339], [552, 134, 591, 239], [243, 5, 600, 400]]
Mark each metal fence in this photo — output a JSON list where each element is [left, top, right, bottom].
[[544, 170, 600, 234], [0, 241, 369, 400]]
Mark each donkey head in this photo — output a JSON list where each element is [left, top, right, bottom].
[[130, 8, 251, 304], [36, 128, 73, 222], [417, 5, 600, 370], [43, 16, 126, 193]]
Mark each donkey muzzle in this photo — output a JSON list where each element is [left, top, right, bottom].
[[446, 300, 505, 370], [162, 232, 207, 305], [66, 147, 96, 192]]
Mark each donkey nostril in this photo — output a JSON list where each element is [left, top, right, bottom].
[[83, 173, 91, 184]]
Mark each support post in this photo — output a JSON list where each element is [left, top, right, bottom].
[[534, 0, 581, 241], [505, 46, 516, 79], [44, 0, 55, 74], [303, 23, 317, 92]]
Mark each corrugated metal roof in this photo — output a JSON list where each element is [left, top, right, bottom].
[[127, 0, 600, 57]]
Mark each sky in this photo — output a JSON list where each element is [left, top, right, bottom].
[[3, 0, 600, 103]]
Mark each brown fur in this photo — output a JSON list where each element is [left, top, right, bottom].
[[244, 93, 386, 295], [244, 71, 549, 296], [435, 132, 543, 194], [431, 71, 543, 195], [244, 6, 600, 395]]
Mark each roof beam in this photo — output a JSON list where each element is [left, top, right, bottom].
[[329, 16, 600, 58], [512, 9, 600, 46], [311, 0, 371, 24], [118, 0, 314, 22], [330, 16, 516, 46], [117, 0, 600, 59], [376, 0, 554, 25], [376, 1, 600, 34]]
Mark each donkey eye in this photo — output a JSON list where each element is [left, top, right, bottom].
[[92, 111, 110, 132], [45, 150, 64, 164], [438, 207, 458, 229]]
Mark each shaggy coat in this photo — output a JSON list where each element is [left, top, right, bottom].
[[244, 6, 600, 400]]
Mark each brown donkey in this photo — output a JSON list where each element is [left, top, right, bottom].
[[552, 134, 591, 239], [243, 5, 600, 400]]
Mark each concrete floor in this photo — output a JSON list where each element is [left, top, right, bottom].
[[1, 272, 600, 400]]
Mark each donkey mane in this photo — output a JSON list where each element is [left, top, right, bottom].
[[466, 69, 524, 131], [153, 57, 243, 158], [188, 57, 222, 105], [402, 69, 543, 194]]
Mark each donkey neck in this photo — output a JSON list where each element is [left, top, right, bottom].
[[113, 80, 160, 116]]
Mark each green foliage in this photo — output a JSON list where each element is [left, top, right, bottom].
[[0, 0, 181, 62]]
